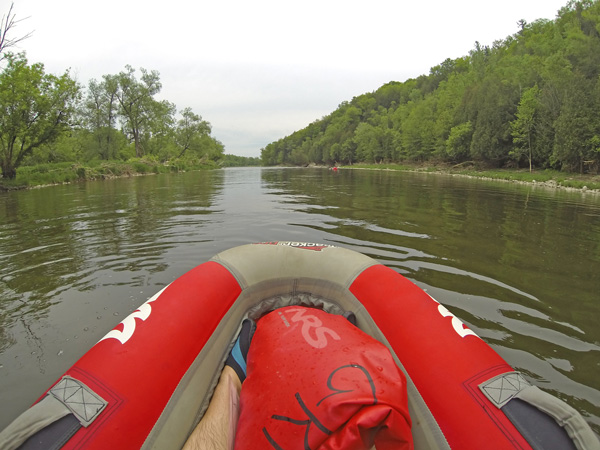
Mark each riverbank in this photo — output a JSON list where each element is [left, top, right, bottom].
[[344, 163, 600, 193], [0, 159, 219, 191], [4, 161, 600, 194]]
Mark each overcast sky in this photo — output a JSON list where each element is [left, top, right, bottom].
[[9, 0, 568, 157]]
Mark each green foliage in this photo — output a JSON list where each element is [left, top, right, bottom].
[[174, 107, 211, 158], [0, 53, 80, 179], [552, 73, 600, 172], [468, 76, 519, 165], [0, 56, 227, 175], [111, 66, 169, 158], [261, 0, 600, 175], [80, 76, 121, 160], [1, 157, 221, 189], [398, 97, 437, 162], [510, 85, 541, 171], [131, 161, 151, 173], [220, 154, 262, 167], [446, 122, 473, 161]]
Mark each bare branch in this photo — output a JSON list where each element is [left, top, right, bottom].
[[1, 2, 34, 61]]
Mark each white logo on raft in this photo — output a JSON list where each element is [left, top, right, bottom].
[[436, 302, 480, 339], [98, 287, 166, 345], [282, 308, 341, 348]]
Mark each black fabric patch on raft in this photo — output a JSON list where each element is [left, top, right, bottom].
[[19, 414, 80, 450], [502, 398, 576, 450]]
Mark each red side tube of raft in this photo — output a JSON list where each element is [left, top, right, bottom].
[[350, 264, 531, 449], [51, 262, 242, 450]]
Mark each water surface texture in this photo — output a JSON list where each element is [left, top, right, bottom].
[[1, 167, 599, 434]]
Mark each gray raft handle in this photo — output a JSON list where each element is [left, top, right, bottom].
[[515, 386, 600, 450], [0, 376, 107, 450], [480, 372, 599, 450], [0, 396, 71, 450]]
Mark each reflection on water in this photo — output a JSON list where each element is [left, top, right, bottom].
[[1, 167, 599, 435], [261, 168, 600, 434], [1, 172, 223, 327]]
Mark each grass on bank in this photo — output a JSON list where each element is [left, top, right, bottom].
[[0, 158, 219, 190], [347, 163, 600, 191]]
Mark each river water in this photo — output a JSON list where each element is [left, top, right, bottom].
[[1, 167, 599, 435]]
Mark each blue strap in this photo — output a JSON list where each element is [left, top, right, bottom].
[[231, 339, 247, 375]]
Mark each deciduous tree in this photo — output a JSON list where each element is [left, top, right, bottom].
[[82, 75, 121, 160], [0, 54, 79, 179], [174, 107, 212, 158], [510, 85, 540, 171], [115, 66, 165, 157]]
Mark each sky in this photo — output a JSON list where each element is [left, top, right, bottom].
[[7, 0, 569, 157]]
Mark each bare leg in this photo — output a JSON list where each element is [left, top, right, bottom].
[[183, 366, 242, 450]]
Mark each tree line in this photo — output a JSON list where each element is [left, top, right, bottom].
[[261, 0, 600, 174], [0, 4, 224, 180]]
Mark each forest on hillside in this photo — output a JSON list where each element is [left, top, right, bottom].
[[261, 0, 600, 174]]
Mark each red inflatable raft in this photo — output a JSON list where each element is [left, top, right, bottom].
[[0, 242, 597, 449]]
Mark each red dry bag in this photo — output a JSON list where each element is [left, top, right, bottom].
[[234, 306, 413, 450]]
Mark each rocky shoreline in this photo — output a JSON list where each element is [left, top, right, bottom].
[[442, 171, 600, 194], [342, 164, 600, 195]]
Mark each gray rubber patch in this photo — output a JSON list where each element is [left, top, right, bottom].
[[479, 372, 530, 408], [49, 376, 107, 427]]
